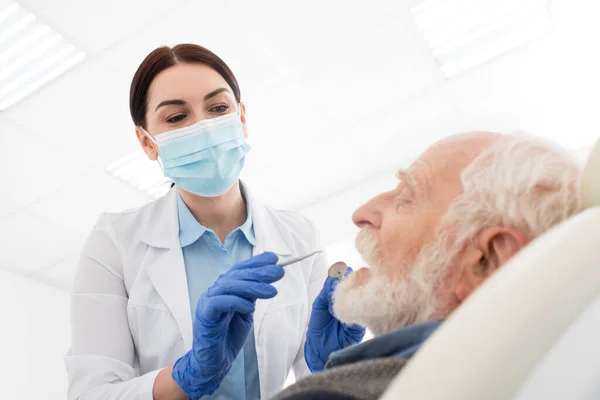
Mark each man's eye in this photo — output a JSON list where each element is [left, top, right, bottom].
[[167, 114, 187, 124], [396, 196, 413, 206], [395, 187, 414, 209], [395, 199, 412, 211]]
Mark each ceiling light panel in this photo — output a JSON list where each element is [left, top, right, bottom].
[[0, 1, 86, 110], [411, 0, 553, 78], [105, 151, 171, 199]]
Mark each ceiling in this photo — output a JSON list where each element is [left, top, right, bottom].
[[0, 0, 599, 290]]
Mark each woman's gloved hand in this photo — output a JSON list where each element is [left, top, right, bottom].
[[304, 267, 366, 372], [172, 252, 283, 399]]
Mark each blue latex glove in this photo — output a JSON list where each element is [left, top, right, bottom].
[[172, 252, 283, 399], [304, 267, 366, 372]]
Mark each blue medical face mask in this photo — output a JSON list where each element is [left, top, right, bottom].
[[142, 112, 250, 197]]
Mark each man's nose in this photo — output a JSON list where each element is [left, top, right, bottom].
[[352, 194, 386, 229]]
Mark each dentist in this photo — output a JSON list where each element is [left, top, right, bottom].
[[65, 44, 356, 400]]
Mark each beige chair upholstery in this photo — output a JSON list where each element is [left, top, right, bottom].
[[380, 139, 600, 400], [514, 294, 600, 399], [582, 138, 600, 209]]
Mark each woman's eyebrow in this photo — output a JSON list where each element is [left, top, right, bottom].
[[153, 88, 231, 112], [203, 87, 230, 101], [155, 99, 186, 111]]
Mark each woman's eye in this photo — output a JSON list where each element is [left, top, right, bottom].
[[166, 114, 187, 124], [209, 104, 230, 113]]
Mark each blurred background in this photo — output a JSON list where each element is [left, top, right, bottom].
[[0, 0, 599, 397]]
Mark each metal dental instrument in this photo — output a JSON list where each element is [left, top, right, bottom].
[[276, 252, 349, 281], [328, 261, 348, 280], [276, 250, 324, 267]]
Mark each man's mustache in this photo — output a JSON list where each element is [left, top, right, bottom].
[[355, 227, 380, 267]]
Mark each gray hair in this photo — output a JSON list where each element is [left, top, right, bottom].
[[412, 134, 583, 323], [441, 134, 582, 250]]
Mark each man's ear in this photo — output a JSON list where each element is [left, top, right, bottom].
[[476, 227, 528, 278], [455, 227, 528, 302]]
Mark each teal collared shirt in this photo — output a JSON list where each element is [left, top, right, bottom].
[[177, 190, 260, 400], [326, 320, 443, 369]]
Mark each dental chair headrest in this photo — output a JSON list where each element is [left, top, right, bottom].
[[582, 138, 600, 209]]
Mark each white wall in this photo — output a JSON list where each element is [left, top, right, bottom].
[[0, 270, 70, 399]]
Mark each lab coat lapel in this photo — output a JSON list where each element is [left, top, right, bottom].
[[140, 189, 194, 350], [247, 184, 292, 337], [139, 184, 295, 351]]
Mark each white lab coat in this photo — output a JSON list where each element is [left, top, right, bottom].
[[65, 185, 328, 400]]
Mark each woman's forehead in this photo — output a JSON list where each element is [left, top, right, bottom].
[[148, 64, 232, 106]]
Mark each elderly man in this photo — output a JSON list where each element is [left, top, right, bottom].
[[274, 132, 581, 400]]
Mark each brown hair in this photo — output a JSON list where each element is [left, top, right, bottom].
[[129, 43, 241, 128]]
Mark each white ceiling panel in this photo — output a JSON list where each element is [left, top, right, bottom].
[[550, 0, 600, 26], [299, 10, 443, 129], [446, 12, 600, 149], [18, 0, 189, 54], [2, 60, 140, 167], [0, 202, 16, 221], [250, 135, 375, 209], [397, 0, 424, 9], [242, 73, 336, 174], [29, 171, 151, 235], [0, 211, 85, 273], [344, 87, 466, 172], [31, 254, 79, 291], [410, 0, 554, 79], [0, 1, 86, 111], [96, 0, 281, 98], [236, 0, 403, 70], [0, 118, 90, 207]]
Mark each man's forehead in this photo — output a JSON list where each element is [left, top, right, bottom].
[[414, 135, 492, 175], [405, 149, 466, 195], [403, 133, 499, 190], [424, 132, 501, 168]]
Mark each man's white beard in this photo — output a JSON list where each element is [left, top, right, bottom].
[[333, 229, 450, 336]]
